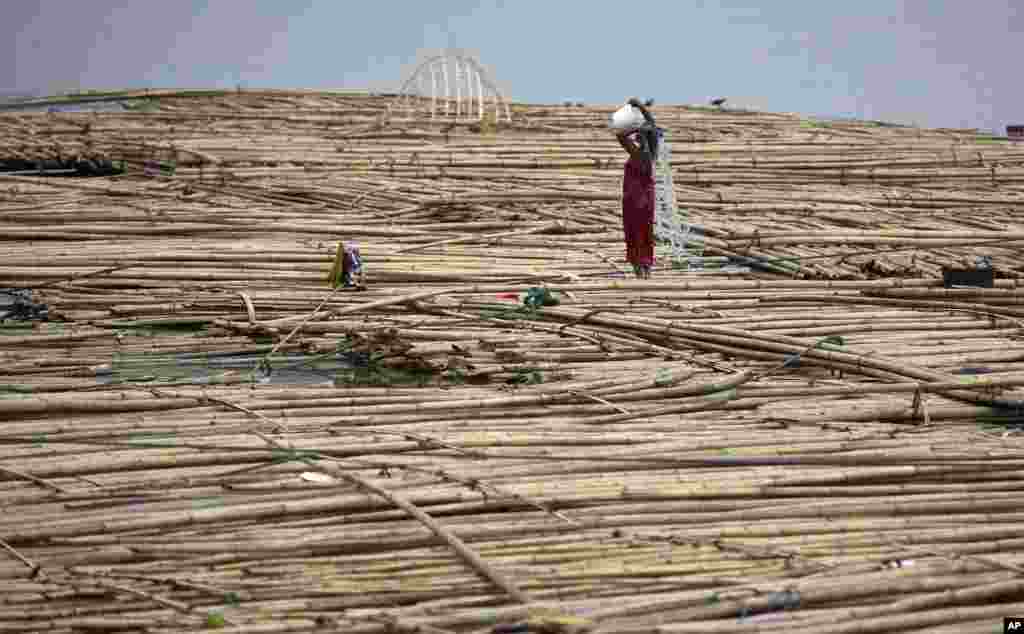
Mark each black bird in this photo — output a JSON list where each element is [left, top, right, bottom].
[[710, 97, 727, 108]]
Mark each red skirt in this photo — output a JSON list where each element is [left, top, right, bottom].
[[622, 154, 655, 267]]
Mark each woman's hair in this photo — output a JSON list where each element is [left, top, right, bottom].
[[633, 102, 659, 161], [633, 125, 659, 162], [643, 126, 659, 162]]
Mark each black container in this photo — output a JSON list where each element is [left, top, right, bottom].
[[942, 267, 994, 288]]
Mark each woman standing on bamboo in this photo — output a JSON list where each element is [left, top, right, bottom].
[[615, 98, 658, 279]]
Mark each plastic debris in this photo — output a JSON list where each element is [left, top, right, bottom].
[[300, 472, 337, 484], [0, 289, 48, 321], [328, 242, 364, 288], [523, 287, 559, 309]]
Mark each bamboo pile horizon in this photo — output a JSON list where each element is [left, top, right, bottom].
[[1, 89, 1024, 633]]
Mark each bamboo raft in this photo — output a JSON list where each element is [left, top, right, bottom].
[[1, 91, 1023, 633]]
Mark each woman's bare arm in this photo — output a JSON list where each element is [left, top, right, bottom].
[[616, 131, 640, 157]]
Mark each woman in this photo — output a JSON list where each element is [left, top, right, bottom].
[[615, 98, 658, 279]]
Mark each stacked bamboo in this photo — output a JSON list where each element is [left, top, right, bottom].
[[1, 90, 1023, 633]]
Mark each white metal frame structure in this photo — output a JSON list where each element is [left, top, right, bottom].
[[391, 54, 511, 123]]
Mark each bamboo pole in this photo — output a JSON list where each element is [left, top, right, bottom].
[[3, 89, 1024, 633]]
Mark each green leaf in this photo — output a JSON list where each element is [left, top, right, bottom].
[[0, 384, 35, 394], [0, 389, 33, 400], [126, 432, 179, 447], [817, 335, 845, 348], [270, 448, 321, 464], [706, 388, 737, 401], [192, 497, 225, 510], [205, 611, 226, 628], [655, 368, 672, 387], [444, 368, 467, 385]]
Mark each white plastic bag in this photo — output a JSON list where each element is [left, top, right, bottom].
[[609, 103, 645, 131], [300, 472, 337, 484]]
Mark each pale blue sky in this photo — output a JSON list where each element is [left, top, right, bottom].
[[4, 1, 1020, 132]]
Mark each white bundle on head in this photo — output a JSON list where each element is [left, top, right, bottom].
[[608, 103, 645, 131]]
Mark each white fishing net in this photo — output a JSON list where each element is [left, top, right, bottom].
[[653, 129, 704, 269]]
